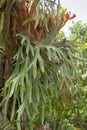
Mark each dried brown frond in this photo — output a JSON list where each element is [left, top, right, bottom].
[[16, 0, 76, 43]]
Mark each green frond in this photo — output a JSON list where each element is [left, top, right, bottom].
[[0, 34, 84, 129], [0, 1, 86, 130]]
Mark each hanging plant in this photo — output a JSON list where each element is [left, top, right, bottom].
[[0, 0, 85, 130]]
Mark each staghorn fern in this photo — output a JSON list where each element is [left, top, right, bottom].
[[0, 0, 85, 130], [0, 34, 84, 130]]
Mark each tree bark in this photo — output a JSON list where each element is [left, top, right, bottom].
[[0, 55, 5, 90], [0, 111, 14, 130]]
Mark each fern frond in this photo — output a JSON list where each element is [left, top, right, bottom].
[[0, 34, 84, 129]]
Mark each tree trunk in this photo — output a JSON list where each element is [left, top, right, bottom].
[[0, 55, 5, 90], [0, 111, 13, 130]]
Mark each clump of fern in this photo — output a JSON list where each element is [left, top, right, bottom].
[[0, 0, 84, 130]]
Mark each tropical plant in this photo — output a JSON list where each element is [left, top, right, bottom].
[[68, 21, 87, 130], [0, 0, 85, 130], [69, 21, 87, 43]]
